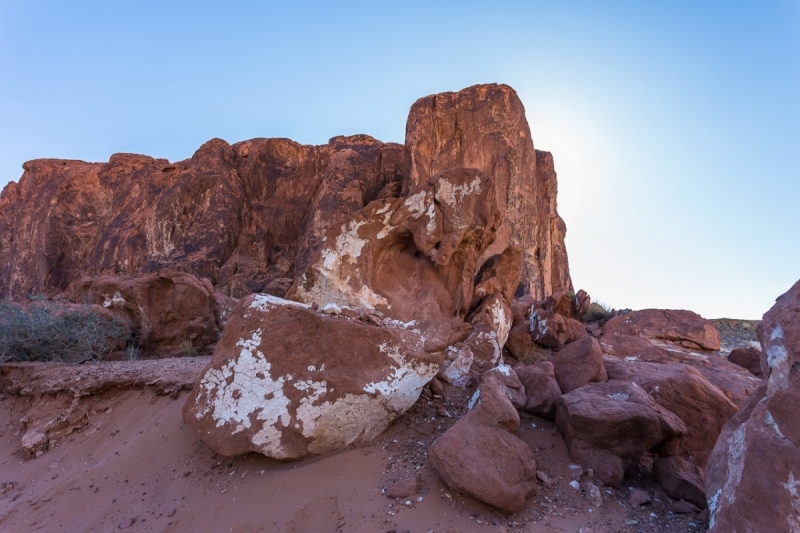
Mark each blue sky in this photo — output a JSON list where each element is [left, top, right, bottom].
[[1, 1, 798, 319]]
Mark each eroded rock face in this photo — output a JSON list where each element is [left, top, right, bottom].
[[555, 380, 686, 486], [289, 168, 501, 352], [0, 136, 404, 300], [706, 280, 800, 532], [183, 294, 441, 459], [602, 309, 721, 351], [429, 376, 538, 513], [404, 83, 572, 298], [61, 271, 222, 355]]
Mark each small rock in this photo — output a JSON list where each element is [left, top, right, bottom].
[[569, 480, 581, 490], [385, 477, 419, 498], [536, 471, 553, 487], [625, 519, 638, 525], [167, 508, 176, 518], [118, 517, 135, 530], [405, 500, 412, 507], [581, 481, 603, 507], [668, 499, 700, 514], [430, 377, 444, 396], [629, 488, 651, 506], [436, 406, 449, 418], [568, 464, 584, 478]]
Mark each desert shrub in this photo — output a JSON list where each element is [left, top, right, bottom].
[[0, 300, 131, 363], [178, 339, 198, 357], [582, 301, 611, 322]]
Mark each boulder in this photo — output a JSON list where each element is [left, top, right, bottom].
[[604, 359, 738, 467], [62, 271, 221, 355], [602, 309, 720, 351], [550, 337, 608, 393], [429, 376, 538, 513], [289, 168, 501, 352], [530, 308, 570, 349], [515, 361, 561, 419], [385, 477, 420, 498], [183, 294, 441, 459], [706, 280, 800, 532], [481, 364, 526, 409], [404, 83, 572, 298], [505, 321, 538, 363], [555, 380, 686, 486], [652, 456, 707, 510], [727, 346, 763, 376]]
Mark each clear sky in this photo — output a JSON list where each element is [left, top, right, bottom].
[[1, 1, 798, 319]]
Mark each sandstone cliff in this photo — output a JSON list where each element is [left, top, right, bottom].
[[0, 84, 571, 301]]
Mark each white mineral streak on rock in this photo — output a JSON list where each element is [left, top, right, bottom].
[[295, 338, 437, 454], [488, 298, 512, 348], [765, 410, 786, 439], [322, 303, 342, 315], [295, 218, 390, 310], [608, 393, 630, 402], [102, 291, 126, 308], [195, 328, 292, 458], [440, 344, 474, 383], [783, 472, 800, 531], [710, 423, 747, 527], [249, 293, 309, 312], [403, 190, 428, 218], [435, 175, 482, 207], [766, 325, 789, 394], [467, 388, 481, 410]]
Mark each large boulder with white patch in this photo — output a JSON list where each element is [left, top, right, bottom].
[[706, 280, 800, 532], [288, 167, 501, 352], [183, 294, 442, 459]]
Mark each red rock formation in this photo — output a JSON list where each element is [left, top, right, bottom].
[[404, 83, 572, 299], [0, 136, 403, 300], [0, 85, 573, 303]]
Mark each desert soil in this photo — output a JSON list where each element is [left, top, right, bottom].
[[0, 323, 759, 533]]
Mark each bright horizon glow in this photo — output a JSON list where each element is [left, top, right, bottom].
[[1, 1, 798, 320]]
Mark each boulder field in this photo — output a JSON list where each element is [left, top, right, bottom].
[[0, 82, 794, 528]]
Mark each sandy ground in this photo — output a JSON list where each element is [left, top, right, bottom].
[[0, 354, 713, 533]]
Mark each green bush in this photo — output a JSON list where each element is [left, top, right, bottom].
[[0, 300, 131, 363]]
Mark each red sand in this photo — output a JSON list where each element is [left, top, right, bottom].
[[0, 358, 706, 532]]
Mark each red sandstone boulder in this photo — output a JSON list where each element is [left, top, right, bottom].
[[62, 271, 221, 355], [429, 376, 538, 513], [706, 280, 800, 532], [602, 309, 720, 351], [604, 359, 738, 467], [530, 308, 570, 349], [481, 364, 527, 409], [555, 380, 686, 486], [404, 83, 572, 299], [727, 346, 763, 376], [653, 456, 707, 510], [550, 337, 608, 393], [505, 321, 538, 362], [515, 361, 561, 419], [289, 168, 500, 352], [183, 294, 441, 459]]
